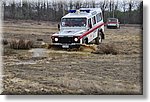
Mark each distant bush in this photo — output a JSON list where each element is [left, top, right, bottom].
[[92, 43, 118, 55], [9, 39, 33, 49]]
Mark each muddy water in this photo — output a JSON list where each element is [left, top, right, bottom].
[[30, 47, 93, 56], [14, 47, 94, 65], [32, 48, 47, 57], [29, 48, 48, 58], [13, 48, 49, 65]]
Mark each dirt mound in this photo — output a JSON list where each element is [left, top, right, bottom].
[[92, 43, 118, 55]]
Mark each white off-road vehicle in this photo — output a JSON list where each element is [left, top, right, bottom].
[[106, 18, 120, 29], [51, 8, 105, 48]]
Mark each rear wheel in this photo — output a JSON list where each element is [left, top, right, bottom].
[[95, 31, 102, 45]]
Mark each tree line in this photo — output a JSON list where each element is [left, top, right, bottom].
[[2, 0, 143, 24]]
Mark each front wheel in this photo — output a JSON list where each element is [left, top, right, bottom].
[[95, 31, 102, 45]]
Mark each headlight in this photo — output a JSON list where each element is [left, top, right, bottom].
[[74, 38, 78, 42], [54, 38, 58, 42]]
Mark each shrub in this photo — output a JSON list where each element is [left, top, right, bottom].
[[92, 43, 118, 55], [9, 39, 33, 49]]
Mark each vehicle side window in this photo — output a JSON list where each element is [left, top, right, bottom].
[[96, 13, 102, 22], [92, 16, 96, 25], [88, 18, 92, 29], [100, 13, 103, 21], [96, 14, 100, 22]]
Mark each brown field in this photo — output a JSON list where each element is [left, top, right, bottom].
[[2, 20, 143, 95]]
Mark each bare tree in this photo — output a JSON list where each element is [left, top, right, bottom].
[[98, 0, 109, 20], [3, 0, 142, 24], [112, 0, 115, 18], [69, 0, 73, 9], [91, 0, 95, 8], [2, 0, 6, 19], [128, 0, 135, 23], [75, 1, 81, 9], [109, 0, 115, 17], [36, 1, 40, 21], [121, 0, 128, 24], [11, 0, 16, 19], [22, 1, 29, 20]]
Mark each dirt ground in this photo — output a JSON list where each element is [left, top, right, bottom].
[[2, 20, 143, 95]]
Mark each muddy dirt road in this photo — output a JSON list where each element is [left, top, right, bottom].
[[2, 20, 142, 94]]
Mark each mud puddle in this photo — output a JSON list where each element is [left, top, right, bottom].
[[29, 48, 48, 58], [14, 45, 97, 65], [29, 46, 94, 56]]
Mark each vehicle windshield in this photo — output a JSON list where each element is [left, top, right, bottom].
[[108, 18, 118, 22], [61, 18, 87, 27]]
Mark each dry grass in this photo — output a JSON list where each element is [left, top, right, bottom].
[[2, 39, 8, 45], [3, 47, 16, 55], [9, 39, 33, 49], [3, 20, 58, 35], [92, 43, 118, 55], [3, 26, 57, 35]]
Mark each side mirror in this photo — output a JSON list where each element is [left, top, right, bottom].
[[58, 24, 60, 31]]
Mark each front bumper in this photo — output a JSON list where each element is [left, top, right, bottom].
[[51, 43, 81, 48], [107, 24, 117, 27]]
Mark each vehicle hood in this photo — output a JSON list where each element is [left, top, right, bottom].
[[52, 29, 86, 37]]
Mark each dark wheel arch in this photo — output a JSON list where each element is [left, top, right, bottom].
[[95, 29, 103, 45], [99, 29, 105, 39], [83, 37, 88, 44]]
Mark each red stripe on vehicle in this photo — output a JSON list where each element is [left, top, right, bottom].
[[79, 23, 104, 39]]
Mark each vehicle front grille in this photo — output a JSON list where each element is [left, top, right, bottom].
[[52, 37, 80, 44]]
